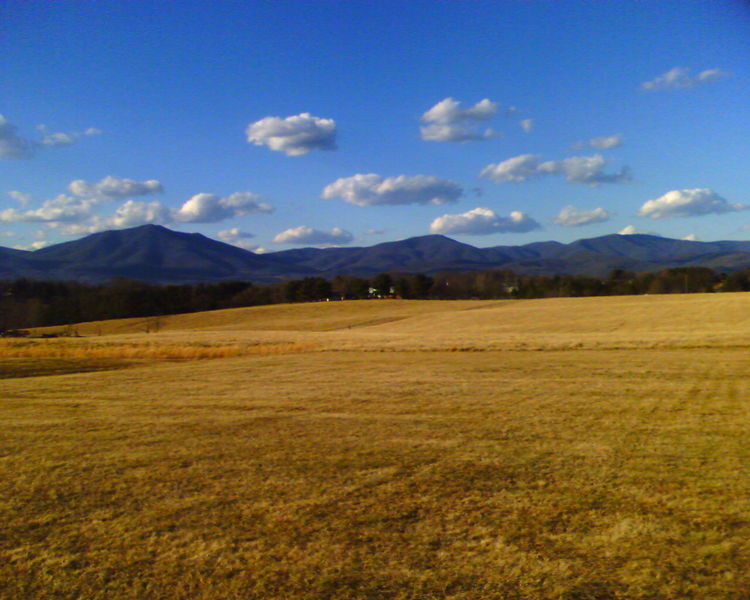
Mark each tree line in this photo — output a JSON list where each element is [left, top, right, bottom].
[[2, 266, 750, 331]]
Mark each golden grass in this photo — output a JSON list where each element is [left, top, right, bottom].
[[0, 339, 316, 361], [31, 299, 502, 337], [4, 293, 750, 599]]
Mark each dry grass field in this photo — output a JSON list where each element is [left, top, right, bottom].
[[3, 294, 750, 599]]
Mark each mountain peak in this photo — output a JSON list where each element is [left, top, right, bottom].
[[5, 224, 750, 284]]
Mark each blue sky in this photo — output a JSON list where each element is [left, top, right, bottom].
[[1, 0, 749, 252]]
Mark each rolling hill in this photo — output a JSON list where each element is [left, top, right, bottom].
[[5, 224, 750, 284]]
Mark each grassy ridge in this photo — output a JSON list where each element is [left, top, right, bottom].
[[3, 294, 750, 599]]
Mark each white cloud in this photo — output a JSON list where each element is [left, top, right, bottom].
[[13, 239, 51, 251], [110, 200, 171, 228], [173, 192, 273, 223], [1, 184, 272, 238], [520, 119, 533, 133], [0, 194, 95, 223], [322, 173, 462, 206], [422, 97, 498, 124], [48, 218, 111, 236], [641, 67, 730, 91], [420, 98, 500, 142], [0, 115, 34, 159], [39, 131, 76, 148], [578, 133, 623, 150], [69, 176, 164, 200], [273, 226, 354, 245], [637, 188, 745, 219], [554, 205, 614, 227], [480, 153, 630, 186], [538, 155, 631, 185], [0, 116, 100, 159], [37, 124, 102, 147], [682, 233, 697, 241], [11, 230, 50, 250], [8, 191, 32, 207], [618, 225, 660, 236], [218, 227, 254, 242], [429, 207, 541, 236], [246, 112, 336, 156], [217, 227, 259, 251], [480, 154, 540, 183], [420, 124, 499, 142]]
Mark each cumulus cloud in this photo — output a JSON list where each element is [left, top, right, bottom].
[[554, 205, 614, 227], [217, 227, 259, 251], [420, 97, 500, 142], [480, 153, 631, 186], [641, 67, 730, 91], [69, 176, 164, 200], [0, 115, 34, 159], [538, 155, 631, 185], [174, 192, 273, 223], [429, 207, 541, 236], [10, 230, 50, 251], [682, 233, 697, 241], [618, 225, 661, 236], [322, 173, 462, 206], [110, 200, 171, 228], [637, 188, 745, 219], [420, 124, 500, 142], [273, 226, 353, 245], [48, 218, 111, 236], [2, 183, 272, 238], [422, 98, 498, 124], [0, 194, 96, 224], [246, 112, 336, 156], [480, 154, 540, 183], [520, 119, 534, 133]]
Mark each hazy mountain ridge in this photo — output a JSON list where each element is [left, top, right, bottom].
[[4, 224, 750, 284]]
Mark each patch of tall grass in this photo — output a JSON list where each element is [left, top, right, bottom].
[[0, 339, 316, 360]]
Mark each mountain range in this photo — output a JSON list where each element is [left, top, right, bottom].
[[4, 224, 750, 284]]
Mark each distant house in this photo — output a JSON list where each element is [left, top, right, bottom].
[[368, 286, 397, 299]]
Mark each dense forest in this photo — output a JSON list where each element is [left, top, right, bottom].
[[2, 266, 750, 332]]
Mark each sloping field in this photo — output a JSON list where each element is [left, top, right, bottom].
[[3, 294, 750, 599], [35, 299, 501, 336], [28, 292, 750, 350]]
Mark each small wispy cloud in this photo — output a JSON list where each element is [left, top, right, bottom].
[[0, 115, 100, 159], [554, 205, 614, 227], [641, 67, 730, 91], [69, 176, 164, 200]]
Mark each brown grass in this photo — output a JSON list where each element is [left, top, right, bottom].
[[3, 294, 750, 599]]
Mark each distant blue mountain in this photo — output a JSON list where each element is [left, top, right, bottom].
[[3, 225, 750, 284]]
